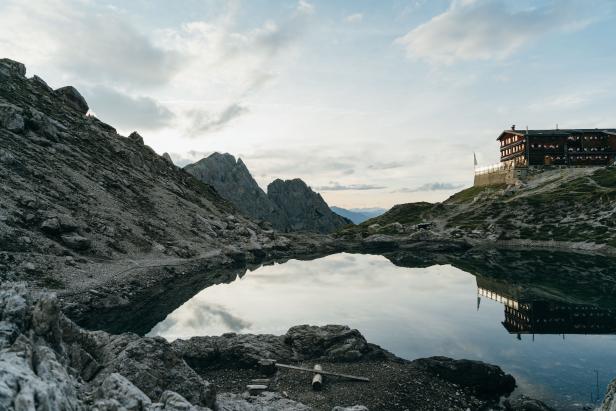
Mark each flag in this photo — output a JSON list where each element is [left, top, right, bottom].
[[473, 152, 478, 167]]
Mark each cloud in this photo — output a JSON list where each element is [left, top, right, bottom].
[[396, 182, 464, 192], [368, 161, 404, 170], [395, 0, 609, 64], [345, 13, 363, 23], [315, 181, 386, 191], [186, 103, 249, 136], [85, 86, 174, 131], [0, 0, 180, 87], [297, 0, 315, 15]]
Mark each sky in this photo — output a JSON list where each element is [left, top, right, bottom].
[[1, 0, 615, 208]]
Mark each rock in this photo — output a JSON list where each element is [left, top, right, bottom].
[[162, 153, 173, 164], [129, 131, 145, 145], [97, 373, 152, 411], [185, 153, 290, 232], [173, 324, 394, 371], [414, 356, 516, 398], [0, 103, 25, 133], [0, 284, 216, 411], [41, 217, 62, 234], [61, 234, 92, 250], [216, 392, 311, 411], [504, 395, 554, 411], [0, 58, 26, 77], [267, 178, 352, 233], [30, 74, 53, 92], [599, 378, 616, 411], [55, 85, 89, 114], [285, 324, 382, 362]]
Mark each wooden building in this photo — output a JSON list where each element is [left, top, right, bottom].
[[498, 126, 616, 167]]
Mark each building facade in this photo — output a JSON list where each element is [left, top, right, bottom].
[[498, 127, 616, 167]]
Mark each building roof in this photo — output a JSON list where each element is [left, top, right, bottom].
[[497, 128, 616, 140]]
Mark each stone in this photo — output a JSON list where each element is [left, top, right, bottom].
[[162, 153, 173, 164], [61, 234, 92, 251], [55, 86, 89, 114], [599, 378, 616, 411], [129, 131, 144, 145], [97, 373, 152, 411], [0, 58, 26, 77], [504, 395, 554, 411], [0, 103, 25, 133], [216, 392, 311, 411], [414, 356, 516, 398]]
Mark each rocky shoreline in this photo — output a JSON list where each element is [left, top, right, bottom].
[[1, 284, 557, 411]]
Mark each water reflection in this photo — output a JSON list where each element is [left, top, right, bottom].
[[477, 278, 616, 336], [149, 252, 616, 409]]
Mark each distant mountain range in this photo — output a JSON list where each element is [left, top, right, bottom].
[[330, 206, 387, 224], [184, 153, 352, 233]]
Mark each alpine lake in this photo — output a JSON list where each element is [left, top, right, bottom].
[[117, 249, 616, 410]]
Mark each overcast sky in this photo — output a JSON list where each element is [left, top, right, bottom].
[[2, 0, 615, 208]]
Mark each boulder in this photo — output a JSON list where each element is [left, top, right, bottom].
[[55, 86, 89, 114], [414, 356, 516, 398], [285, 324, 376, 362], [504, 395, 554, 411], [216, 392, 310, 411], [96, 373, 152, 411], [599, 378, 616, 411], [61, 234, 92, 251], [129, 131, 145, 145]]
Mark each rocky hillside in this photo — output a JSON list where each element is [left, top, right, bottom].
[[184, 153, 289, 230], [185, 153, 351, 233], [268, 178, 352, 233], [0, 58, 329, 293], [337, 167, 616, 254]]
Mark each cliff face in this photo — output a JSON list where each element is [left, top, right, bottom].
[[184, 153, 289, 231], [268, 178, 352, 233], [185, 155, 352, 234]]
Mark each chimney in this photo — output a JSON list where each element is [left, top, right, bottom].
[[511, 124, 516, 131]]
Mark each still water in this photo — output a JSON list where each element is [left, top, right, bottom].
[[149, 252, 616, 409]]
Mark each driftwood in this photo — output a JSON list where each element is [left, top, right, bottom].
[[247, 384, 268, 396], [274, 362, 370, 382], [312, 364, 323, 391]]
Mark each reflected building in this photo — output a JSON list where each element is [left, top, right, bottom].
[[476, 277, 616, 335]]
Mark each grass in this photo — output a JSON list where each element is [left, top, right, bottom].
[[445, 184, 506, 204]]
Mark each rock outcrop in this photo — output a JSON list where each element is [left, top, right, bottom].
[[267, 178, 352, 233], [185, 153, 289, 231], [0, 283, 216, 410], [185, 153, 352, 233], [172, 324, 394, 371]]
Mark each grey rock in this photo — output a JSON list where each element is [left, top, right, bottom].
[[268, 178, 352, 233], [30, 74, 53, 92], [61, 234, 92, 251], [216, 392, 311, 411], [129, 131, 145, 145], [413, 356, 516, 398], [97, 373, 153, 411], [0, 103, 25, 133], [0, 58, 26, 77], [172, 324, 394, 370], [185, 153, 290, 231], [504, 395, 554, 411], [55, 85, 89, 114], [599, 378, 616, 411], [162, 153, 173, 164]]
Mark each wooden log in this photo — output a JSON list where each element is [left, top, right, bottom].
[[247, 384, 268, 396], [250, 378, 271, 384], [312, 364, 323, 391], [274, 363, 370, 382]]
